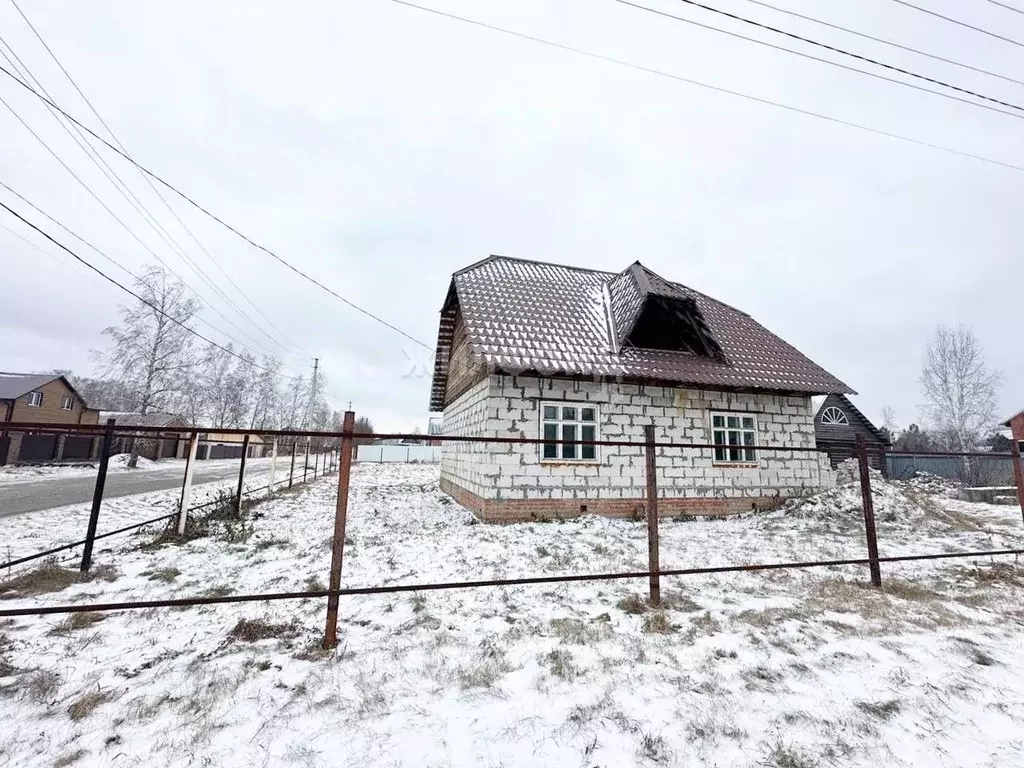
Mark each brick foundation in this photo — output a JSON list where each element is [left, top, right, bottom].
[[441, 477, 788, 523]]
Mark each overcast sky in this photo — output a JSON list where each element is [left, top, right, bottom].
[[0, 0, 1019, 431]]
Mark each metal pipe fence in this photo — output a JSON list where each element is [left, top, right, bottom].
[[1, 415, 1022, 655], [0, 423, 338, 573]]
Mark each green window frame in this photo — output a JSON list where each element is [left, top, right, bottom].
[[711, 412, 758, 463], [541, 402, 598, 461]]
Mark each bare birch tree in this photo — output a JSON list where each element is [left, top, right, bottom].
[[203, 342, 235, 428], [919, 325, 1001, 451], [99, 266, 201, 467], [249, 356, 283, 430]]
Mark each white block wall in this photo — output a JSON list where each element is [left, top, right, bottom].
[[440, 377, 490, 494], [441, 374, 835, 504]]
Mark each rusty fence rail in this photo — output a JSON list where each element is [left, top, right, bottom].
[[1, 415, 1022, 651], [0, 422, 338, 573]]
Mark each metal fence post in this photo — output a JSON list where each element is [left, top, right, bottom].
[[314, 447, 319, 480], [81, 418, 115, 573], [269, 439, 278, 492], [1010, 437, 1024, 524], [289, 442, 296, 488], [177, 431, 199, 536], [304, 441, 310, 484], [324, 411, 356, 649], [856, 434, 882, 588], [643, 424, 661, 607], [235, 434, 251, 515]]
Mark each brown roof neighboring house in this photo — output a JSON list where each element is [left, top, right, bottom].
[[430, 256, 852, 411], [0, 372, 100, 465], [0, 372, 98, 426]]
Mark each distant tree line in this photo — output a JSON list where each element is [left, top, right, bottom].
[[57, 265, 375, 440]]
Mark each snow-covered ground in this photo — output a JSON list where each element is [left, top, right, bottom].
[[0, 458, 321, 568], [1, 465, 1023, 767]]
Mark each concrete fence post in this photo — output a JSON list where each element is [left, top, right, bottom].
[[269, 439, 278, 492], [177, 431, 199, 536]]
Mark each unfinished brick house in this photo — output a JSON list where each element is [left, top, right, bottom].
[[429, 256, 852, 522]]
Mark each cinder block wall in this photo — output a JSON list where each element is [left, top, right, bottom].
[[440, 374, 835, 522]]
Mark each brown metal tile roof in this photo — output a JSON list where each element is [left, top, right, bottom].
[[429, 256, 853, 411]]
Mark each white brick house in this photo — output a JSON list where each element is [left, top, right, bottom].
[[430, 257, 850, 522]]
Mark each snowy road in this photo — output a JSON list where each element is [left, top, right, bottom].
[[0, 457, 277, 518]]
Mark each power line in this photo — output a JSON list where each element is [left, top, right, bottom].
[[623, 0, 1024, 115], [390, 1, 1024, 174], [0, 180, 306, 372], [615, 0, 1024, 120], [8, 0, 312, 358], [0, 199, 301, 380], [738, 0, 1024, 89], [0, 89, 287, 360], [0, 31, 304, 361], [986, 0, 1024, 16], [889, 0, 1024, 49], [0, 63, 435, 353]]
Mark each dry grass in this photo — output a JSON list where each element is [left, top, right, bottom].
[[545, 649, 577, 680], [881, 579, 940, 602], [0, 562, 116, 598], [684, 611, 722, 640], [49, 612, 106, 636], [0, 632, 15, 678], [855, 698, 901, 720], [951, 563, 1024, 588], [457, 645, 512, 690], [143, 567, 181, 583], [26, 669, 61, 704], [228, 618, 298, 643], [550, 617, 612, 645], [53, 750, 86, 767], [67, 690, 112, 721], [616, 594, 649, 615], [764, 742, 820, 768], [642, 612, 675, 634]]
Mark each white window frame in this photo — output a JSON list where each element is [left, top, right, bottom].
[[711, 411, 758, 465], [27, 391, 43, 407], [540, 401, 600, 463], [820, 406, 849, 425], [60, 395, 74, 411]]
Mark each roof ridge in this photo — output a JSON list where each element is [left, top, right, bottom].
[[459, 255, 753, 318], [457, 254, 618, 277]]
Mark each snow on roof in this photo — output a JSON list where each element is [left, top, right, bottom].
[[430, 256, 853, 410], [99, 411, 186, 428]]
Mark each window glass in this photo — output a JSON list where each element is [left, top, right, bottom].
[[711, 412, 757, 464], [541, 403, 597, 461], [561, 424, 577, 459], [581, 425, 596, 460]]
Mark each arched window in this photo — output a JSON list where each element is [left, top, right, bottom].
[[820, 406, 849, 425]]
